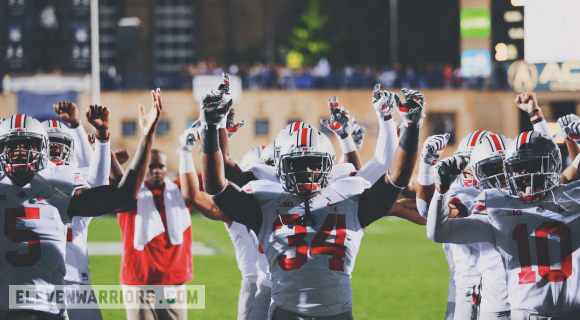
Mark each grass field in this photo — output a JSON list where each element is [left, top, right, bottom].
[[87, 214, 450, 320]]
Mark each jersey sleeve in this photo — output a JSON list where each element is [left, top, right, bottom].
[[427, 190, 496, 245], [74, 169, 90, 191]]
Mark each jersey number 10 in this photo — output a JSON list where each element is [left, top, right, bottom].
[[512, 221, 572, 284]]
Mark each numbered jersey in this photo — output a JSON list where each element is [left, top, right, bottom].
[[475, 181, 580, 313], [447, 181, 482, 289], [246, 177, 366, 317], [0, 164, 87, 313]]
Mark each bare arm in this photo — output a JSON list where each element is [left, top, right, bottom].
[[388, 198, 426, 225], [68, 89, 162, 217]]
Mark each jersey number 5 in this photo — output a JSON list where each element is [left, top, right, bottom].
[[5, 207, 41, 267], [274, 213, 347, 272], [512, 221, 572, 284]]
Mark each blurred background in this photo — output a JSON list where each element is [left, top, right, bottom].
[[1, 0, 580, 172]]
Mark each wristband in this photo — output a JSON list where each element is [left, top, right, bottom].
[[528, 108, 541, 117], [97, 133, 110, 143], [573, 154, 580, 169], [386, 171, 405, 189], [531, 116, 544, 124], [179, 150, 195, 173], [339, 135, 357, 153], [417, 161, 437, 186], [201, 127, 220, 154], [399, 125, 420, 153]]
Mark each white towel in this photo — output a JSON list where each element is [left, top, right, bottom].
[[134, 178, 192, 250]]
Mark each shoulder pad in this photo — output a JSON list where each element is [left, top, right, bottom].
[[242, 179, 283, 196], [248, 163, 278, 183], [330, 176, 367, 197], [332, 162, 357, 181]]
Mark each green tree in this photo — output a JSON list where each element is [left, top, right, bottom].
[[287, 0, 330, 67]]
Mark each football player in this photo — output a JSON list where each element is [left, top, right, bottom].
[[428, 131, 580, 319], [200, 74, 424, 319], [42, 103, 111, 320], [0, 90, 162, 319]]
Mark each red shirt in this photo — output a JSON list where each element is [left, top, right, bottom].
[[117, 179, 193, 285]]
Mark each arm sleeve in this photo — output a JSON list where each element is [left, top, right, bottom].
[[533, 119, 553, 139], [70, 123, 93, 168], [357, 174, 402, 228], [213, 183, 263, 234], [356, 118, 398, 184], [86, 139, 111, 187], [426, 190, 495, 244], [416, 197, 429, 218]]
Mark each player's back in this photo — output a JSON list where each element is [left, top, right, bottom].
[[481, 183, 580, 313], [248, 177, 366, 316], [0, 164, 78, 313]]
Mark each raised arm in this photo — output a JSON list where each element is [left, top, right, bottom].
[[109, 149, 128, 185], [320, 96, 362, 169], [416, 134, 451, 218], [67, 89, 163, 217], [558, 119, 580, 183], [85, 104, 111, 187], [387, 198, 426, 225], [356, 84, 400, 184], [54, 101, 93, 167], [200, 73, 262, 233], [357, 88, 424, 228], [179, 120, 228, 222], [516, 92, 553, 139]]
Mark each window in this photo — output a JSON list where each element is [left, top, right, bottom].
[[122, 120, 137, 137], [156, 120, 171, 136], [255, 120, 269, 136]]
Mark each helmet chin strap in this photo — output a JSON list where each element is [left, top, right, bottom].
[[302, 198, 316, 227], [32, 172, 69, 199]]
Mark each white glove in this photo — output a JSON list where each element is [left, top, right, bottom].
[[226, 107, 245, 138], [558, 114, 580, 130], [421, 134, 451, 165], [435, 156, 468, 191], [351, 116, 366, 150], [562, 121, 580, 142], [398, 88, 426, 126], [178, 119, 202, 153], [201, 72, 233, 126], [372, 83, 398, 121], [320, 96, 352, 139]]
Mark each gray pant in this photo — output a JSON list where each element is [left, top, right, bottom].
[[248, 282, 271, 320], [238, 278, 258, 320], [511, 309, 580, 320], [64, 281, 103, 320], [446, 301, 455, 320], [479, 310, 510, 320], [454, 288, 478, 320]]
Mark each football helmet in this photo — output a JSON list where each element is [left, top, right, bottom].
[[240, 145, 264, 171], [471, 134, 512, 191], [0, 114, 49, 173], [454, 130, 491, 187], [42, 119, 75, 165], [274, 122, 313, 168], [260, 141, 275, 166], [278, 127, 335, 197], [504, 131, 561, 202]]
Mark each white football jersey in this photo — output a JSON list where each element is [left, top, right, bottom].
[[245, 177, 367, 316], [477, 241, 510, 312], [0, 164, 88, 313], [473, 182, 580, 313], [249, 162, 357, 185], [447, 181, 482, 289], [442, 243, 456, 303], [226, 221, 259, 280]]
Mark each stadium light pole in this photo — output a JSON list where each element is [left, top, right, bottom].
[[90, 0, 101, 105], [390, 0, 398, 65]]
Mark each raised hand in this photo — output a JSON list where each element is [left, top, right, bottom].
[[558, 114, 580, 130], [515, 92, 539, 113], [179, 119, 202, 152], [53, 101, 80, 128], [139, 88, 163, 136], [226, 107, 245, 138], [201, 72, 233, 126], [372, 83, 398, 121], [351, 116, 366, 150], [436, 156, 468, 192], [421, 134, 451, 165], [86, 105, 111, 140], [113, 149, 130, 165], [562, 121, 580, 142], [398, 88, 426, 126], [320, 96, 352, 139], [87, 132, 96, 149]]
